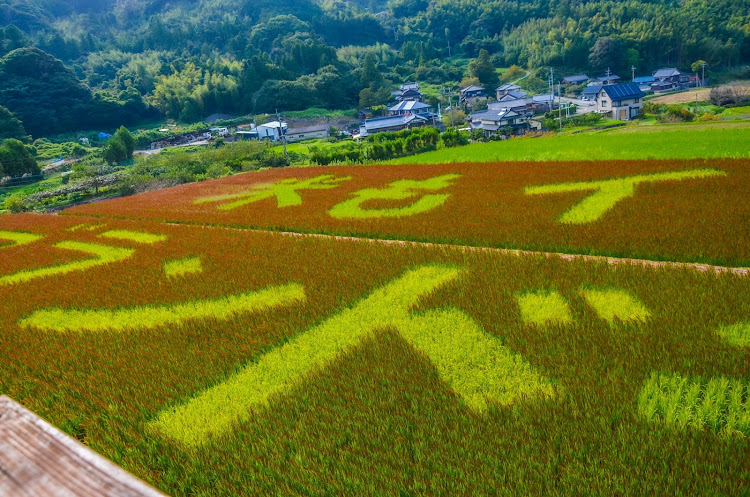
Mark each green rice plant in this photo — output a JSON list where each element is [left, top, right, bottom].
[[717, 322, 750, 347], [515, 290, 572, 326], [328, 174, 461, 219], [579, 287, 650, 325], [163, 256, 203, 278], [0, 229, 44, 248], [637, 372, 750, 436], [67, 223, 106, 232], [19, 283, 304, 332], [150, 265, 553, 447], [525, 169, 726, 224], [194, 174, 351, 210], [98, 229, 168, 244], [0, 241, 133, 286]]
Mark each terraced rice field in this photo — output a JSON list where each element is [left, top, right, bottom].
[[1, 156, 749, 495]]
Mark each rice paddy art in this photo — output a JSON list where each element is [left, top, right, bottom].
[[164, 257, 203, 278], [524, 169, 726, 224], [0, 241, 134, 286], [0, 229, 43, 248], [194, 174, 351, 210], [579, 287, 651, 325], [516, 290, 573, 326], [328, 173, 461, 219], [151, 265, 554, 447], [98, 229, 169, 244], [20, 283, 305, 332]]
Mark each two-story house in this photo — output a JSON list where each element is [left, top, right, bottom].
[[469, 107, 532, 136], [460, 85, 488, 109], [391, 82, 424, 103], [595, 83, 644, 120]]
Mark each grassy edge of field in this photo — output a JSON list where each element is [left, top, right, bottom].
[[385, 121, 750, 164]]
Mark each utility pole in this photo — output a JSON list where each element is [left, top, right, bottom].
[[548, 68, 554, 111], [701, 62, 707, 87], [558, 82, 562, 131], [631, 65, 636, 82], [605, 67, 612, 84], [276, 109, 288, 160]]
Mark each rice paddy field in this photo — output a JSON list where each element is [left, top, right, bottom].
[[68, 158, 750, 266], [1, 149, 749, 495]]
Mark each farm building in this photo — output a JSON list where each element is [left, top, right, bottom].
[[255, 121, 287, 141], [285, 124, 330, 143], [595, 83, 644, 120]]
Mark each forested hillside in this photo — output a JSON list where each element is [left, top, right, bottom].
[[0, 0, 748, 135]]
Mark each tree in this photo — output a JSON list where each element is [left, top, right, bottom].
[[588, 37, 624, 73], [0, 139, 39, 177], [116, 126, 135, 157], [102, 135, 127, 164], [442, 109, 467, 128], [360, 53, 384, 89], [468, 49, 498, 89], [0, 105, 27, 141], [503, 65, 526, 82]]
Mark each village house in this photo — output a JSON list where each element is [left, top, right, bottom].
[[651, 68, 692, 92], [581, 84, 602, 101], [594, 74, 621, 85], [488, 94, 553, 115], [389, 100, 433, 116], [460, 85, 488, 108], [562, 74, 589, 85], [633, 76, 656, 92], [469, 107, 533, 136], [595, 83, 644, 120], [495, 83, 526, 100], [391, 82, 424, 103], [358, 114, 436, 138], [284, 124, 330, 143]]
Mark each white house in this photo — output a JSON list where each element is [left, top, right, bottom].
[[595, 83, 644, 120]]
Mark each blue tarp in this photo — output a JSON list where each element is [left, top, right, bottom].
[[98, 132, 111, 139]]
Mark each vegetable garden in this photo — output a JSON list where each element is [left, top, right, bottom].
[[1, 156, 749, 495]]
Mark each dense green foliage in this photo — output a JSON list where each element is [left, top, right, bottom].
[[0, 104, 26, 141], [0, 0, 748, 136], [0, 47, 155, 137], [0, 138, 39, 177]]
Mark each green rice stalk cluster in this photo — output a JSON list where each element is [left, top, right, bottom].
[[516, 290, 572, 326], [717, 322, 750, 347], [638, 372, 750, 437], [579, 287, 650, 325], [98, 229, 168, 244], [163, 256, 203, 278]]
